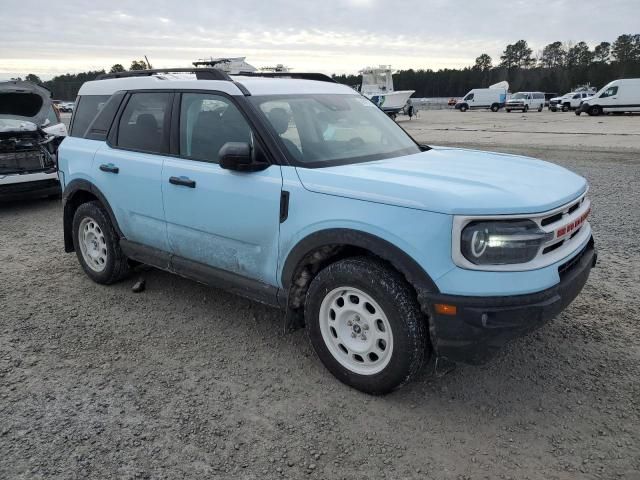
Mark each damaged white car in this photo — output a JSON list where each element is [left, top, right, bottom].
[[0, 80, 66, 200]]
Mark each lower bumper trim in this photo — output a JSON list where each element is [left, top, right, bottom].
[[0, 179, 60, 200], [426, 237, 596, 364]]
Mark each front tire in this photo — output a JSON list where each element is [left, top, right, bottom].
[[523, 105, 529, 112], [72, 201, 130, 284], [562, 103, 570, 112], [305, 257, 429, 394]]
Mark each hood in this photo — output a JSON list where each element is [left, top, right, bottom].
[[0, 80, 52, 127], [295, 147, 587, 215]]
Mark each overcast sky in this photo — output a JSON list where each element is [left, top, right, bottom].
[[1, 0, 638, 79]]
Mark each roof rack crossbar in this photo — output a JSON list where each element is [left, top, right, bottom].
[[232, 72, 337, 83], [97, 68, 232, 81]]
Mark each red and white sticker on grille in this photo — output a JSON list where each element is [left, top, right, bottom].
[[556, 207, 591, 239]]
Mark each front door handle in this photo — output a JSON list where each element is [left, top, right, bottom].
[[169, 176, 196, 188], [99, 163, 119, 174]]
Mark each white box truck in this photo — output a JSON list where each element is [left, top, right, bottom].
[[576, 79, 640, 116], [455, 81, 508, 112]]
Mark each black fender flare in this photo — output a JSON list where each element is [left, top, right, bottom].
[[62, 179, 122, 252], [280, 228, 440, 300]]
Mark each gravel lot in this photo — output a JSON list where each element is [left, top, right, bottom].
[[1, 110, 639, 479]]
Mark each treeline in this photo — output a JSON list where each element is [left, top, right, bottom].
[[333, 34, 640, 97], [13, 35, 640, 100], [13, 60, 150, 100]]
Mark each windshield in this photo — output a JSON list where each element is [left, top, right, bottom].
[[512, 93, 526, 99], [250, 94, 420, 167]]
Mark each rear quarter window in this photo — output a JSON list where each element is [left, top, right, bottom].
[[70, 95, 111, 137]]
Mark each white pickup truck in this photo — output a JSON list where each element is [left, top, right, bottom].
[[549, 91, 593, 112]]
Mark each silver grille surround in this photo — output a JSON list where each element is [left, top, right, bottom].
[[451, 191, 592, 272]]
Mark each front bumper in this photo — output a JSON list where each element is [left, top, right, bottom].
[[426, 237, 596, 364], [0, 177, 60, 200]]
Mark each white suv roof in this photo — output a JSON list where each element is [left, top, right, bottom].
[[78, 70, 354, 97]]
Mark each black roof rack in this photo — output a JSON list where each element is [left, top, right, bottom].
[[97, 68, 232, 81], [232, 72, 337, 83]]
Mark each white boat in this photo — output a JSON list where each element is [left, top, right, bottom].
[[192, 57, 257, 74], [359, 66, 415, 115], [260, 64, 291, 73]]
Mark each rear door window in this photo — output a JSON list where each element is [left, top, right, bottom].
[[116, 92, 171, 154], [70, 95, 110, 137]]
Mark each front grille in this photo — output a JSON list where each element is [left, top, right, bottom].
[[542, 241, 564, 254], [0, 149, 47, 172], [540, 198, 584, 229], [541, 212, 562, 226], [453, 193, 591, 272]]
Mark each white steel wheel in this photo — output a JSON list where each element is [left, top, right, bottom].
[[78, 217, 108, 272], [318, 287, 394, 376]]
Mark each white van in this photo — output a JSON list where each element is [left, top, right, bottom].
[[455, 86, 507, 112], [505, 92, 545, 112], [576, 79, 640, 116]]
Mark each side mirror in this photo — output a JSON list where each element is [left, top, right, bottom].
[[219, 142, 268, 172]]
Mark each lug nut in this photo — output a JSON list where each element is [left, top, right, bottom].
[[351, 332, 357, 338], [347, 320, 353, 326], [360, 334, 367, 341], [363, 324, 369, 331]]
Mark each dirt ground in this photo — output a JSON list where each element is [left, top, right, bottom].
[[1, 110, 639, 479]]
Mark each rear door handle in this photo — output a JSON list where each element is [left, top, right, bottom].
[[99, 163, 119, 174], [169, 176, 196, 188]]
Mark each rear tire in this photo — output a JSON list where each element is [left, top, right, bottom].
[[506, 109, 511, 113], [305, 257, 429, 395], [490, 104, 499, 112], [538, 105, 543, 112], [72, 201, 130, 284]]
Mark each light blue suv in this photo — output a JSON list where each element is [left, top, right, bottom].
[[58, 68, 596, 394]]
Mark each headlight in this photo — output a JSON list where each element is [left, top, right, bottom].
[[460, 220, 553, 265]]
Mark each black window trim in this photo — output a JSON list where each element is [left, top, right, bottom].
[[107, 89, 175, 156]]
